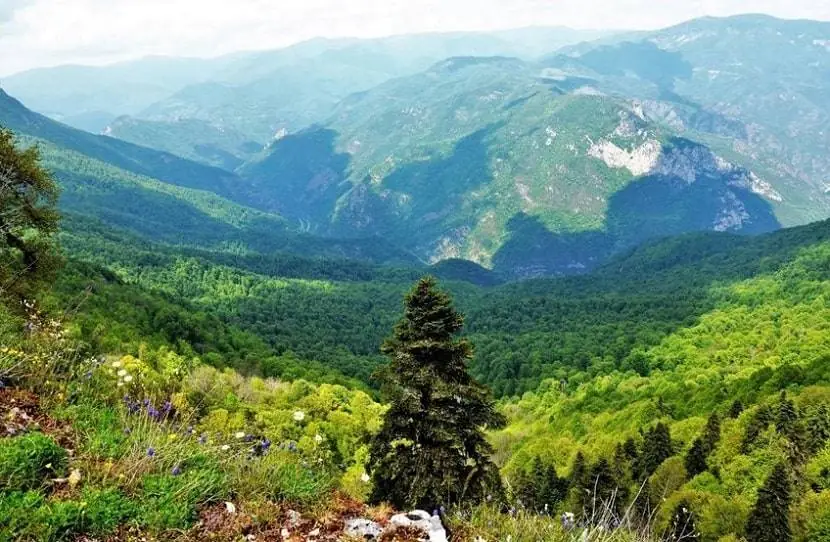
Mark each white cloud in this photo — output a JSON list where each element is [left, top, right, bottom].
[[1, 0, 829, 76]]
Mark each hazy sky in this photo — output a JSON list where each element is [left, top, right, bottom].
[[2, 0, 829, 76]]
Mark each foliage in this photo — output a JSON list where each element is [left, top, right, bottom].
[[0, 433, 67, 492], [745, 463, 792, 542], [0, 127, 61, 302], [369, 277, 504, 509]]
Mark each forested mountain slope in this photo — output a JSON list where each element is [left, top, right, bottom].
[[0, 90, 417, 264]]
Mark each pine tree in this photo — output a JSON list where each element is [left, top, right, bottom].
[[623, 437, 639, 461], [368, 277, 505, 510], [776, 392, 798, 436], [742, 405, 773, 454], [807, 405, 830, 454], [0, 128, 61, 302], [569, 451, 590, 512], [729, 400, 744, 419], [635, 423, 673, 480], [667, 500, 700, 541], [745, 464, 792, 542], [702, 412, 721, 453], [587, 458, 624, 518], [684, 437, 709, 479]]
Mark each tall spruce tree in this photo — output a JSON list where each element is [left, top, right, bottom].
[[745, 464, 792, 542], [368, 277, 505, 509], [0, 128, 61, 302], [684, 437, 709, 479], [807, 405, 830, 454], [635, 423, 673, 480]]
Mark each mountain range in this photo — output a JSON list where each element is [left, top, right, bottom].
[[2, 15, 830, 278]]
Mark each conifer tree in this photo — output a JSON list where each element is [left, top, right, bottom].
[[684, 437, 709, 479], [569, 451, 590, 512], [702, 412, 721, 453], [587, 458, 624, 517], [745, 464, 792, 542], [368, 277, 505, 509], [807, 405, 830, 454], [742, 405, 773, 453], [0, 128, 61, 302], [635, 423, 673, 480], [729, 400, 744, 419], [776, 392, 798, 436]]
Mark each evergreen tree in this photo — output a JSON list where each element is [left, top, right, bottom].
[[776, 392, 798, 436], [623, 437, 639, 461], [807, 405, 830, 454], [368, 277, 505, 509], [585, 458, 620, 518], [569, 451, 590, 512], [667, 500, 700, 541], [702, 412, 721, 453], [684, 437, 709, 479], [0, 128, 61, 302], [745, 464, 792, 542], [635, 423, 673, 480], [742, 405, 773, 454], [729, 400, 744, 419]]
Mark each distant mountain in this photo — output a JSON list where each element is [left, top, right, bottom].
[[0, 89, 417, 265], [238, 53, 800, 277], [5, 27, 609, 160]]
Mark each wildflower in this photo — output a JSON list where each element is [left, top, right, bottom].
[[168, 434, 177, 441], [162, 401, 172, 413], [261, 438, 271, 451], [171, 464, 182, 476], [292, 411, 305, 422], [147, 447, 155, 457], [123, 375, 133, 383], [84, 371, 92, 380], [112, 361, 122, 368], [361, 473, 370, 483], [186, 426, 194, 435], [314, 434, 323, 443], [235, 431, 246, 439], [117, 369, 127, 377], [124, 428, 132, 435], [221, 444, 231, 451], [198, 434, 207, 445]]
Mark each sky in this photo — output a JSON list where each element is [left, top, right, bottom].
[[1, 0, 829, 76]]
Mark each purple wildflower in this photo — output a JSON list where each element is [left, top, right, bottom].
[[171, 464, 182, 476], [85, 371, 93, 380], [198, 434, 207, 445], [147, 447, 155, 457], [186, 426, 194, 435], [124, 428, 132, 435]]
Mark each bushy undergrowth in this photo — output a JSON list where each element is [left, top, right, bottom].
[[0, 309, 384, 541]]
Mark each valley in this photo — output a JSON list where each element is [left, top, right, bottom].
[[2, 12, 830, 542]]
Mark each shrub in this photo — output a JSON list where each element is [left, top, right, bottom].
[[0, 432, 67, 492]]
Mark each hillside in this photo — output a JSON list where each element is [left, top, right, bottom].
[[0, 89, 417, 265], [239, 56, 792, 277]]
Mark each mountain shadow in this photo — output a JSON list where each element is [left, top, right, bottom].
[[239, 127, 351, 225], [492, 138, 781, 278], [333, 125, 500, 243], [577, 40, 693, 91]]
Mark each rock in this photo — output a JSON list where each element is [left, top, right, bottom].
[[286, 509, 301, 528], [344, 518, 383, 539], [388, 510, 447, 542]]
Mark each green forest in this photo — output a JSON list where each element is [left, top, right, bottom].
[[2, 120, 830, 541]]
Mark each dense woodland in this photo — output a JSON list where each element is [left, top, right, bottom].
[[3, 14, 830, 539]]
